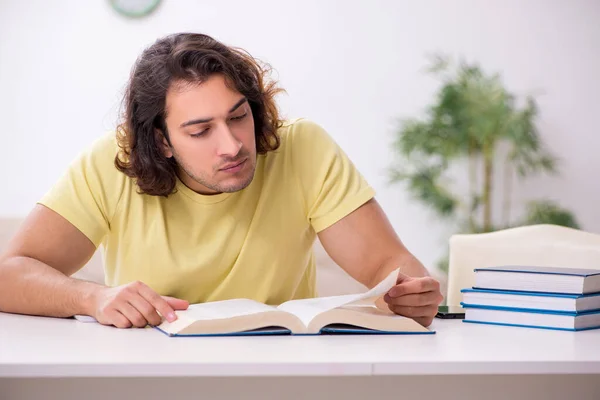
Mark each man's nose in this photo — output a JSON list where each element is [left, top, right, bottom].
[[216, 125, 242, 157]]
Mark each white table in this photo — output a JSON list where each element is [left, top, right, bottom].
[[1, 312, 599, 400]]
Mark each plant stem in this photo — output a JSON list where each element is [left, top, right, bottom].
[[482, 140, 494, 232], [502, 157, 512, 228], [468, 139, 477, 232]]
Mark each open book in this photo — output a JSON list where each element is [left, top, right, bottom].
[[156, 269, 433, 336]]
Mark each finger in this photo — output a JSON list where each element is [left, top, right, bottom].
[[384, 291, 441, 307], [162, 296, 190, 310], [388, 304, 438, 319], [118, 301, 149, 328], [104, 309, 132, 329], [414, 316, 434, 328], [374, 296, 389, 311], [137, 284, 178, 322], [128, 295, 162, 326], [388, 277, 439, 297], [395, 271, 411, 284]]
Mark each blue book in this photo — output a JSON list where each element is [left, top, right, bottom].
[[461, 303, 600, 331], [461, 288, 600, 313], [473, 266, 600, 294]]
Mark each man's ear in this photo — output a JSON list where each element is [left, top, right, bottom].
[[155, 129, 173, 158]]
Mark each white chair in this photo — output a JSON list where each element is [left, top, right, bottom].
[[446, 224, 600, 306]]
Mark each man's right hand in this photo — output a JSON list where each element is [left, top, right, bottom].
[[89, 281, 190, 328]]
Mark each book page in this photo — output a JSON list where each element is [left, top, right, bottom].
[[181, 299, 276, 320], [73, 300, 275, 325], [277, 268, 399, 327]]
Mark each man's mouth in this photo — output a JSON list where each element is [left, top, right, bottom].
[[219, 158, 247, 172]]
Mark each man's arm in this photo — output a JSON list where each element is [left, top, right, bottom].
[[0, 204, 100, 316], [317, 198, 428, 287], [317, 198, 443, 326], [0, 204, 186, 327]]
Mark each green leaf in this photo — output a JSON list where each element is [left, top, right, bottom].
[[425, 53, 451, 75], [522, 200, 580, 229], [470, 195, 482, 212], [393, 164, 459, 217], [436, 253, 450, 273]]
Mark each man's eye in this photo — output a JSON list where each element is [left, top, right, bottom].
[[191, 128, 209, 138], [230, 113, 247, 121]]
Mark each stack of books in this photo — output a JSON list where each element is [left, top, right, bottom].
[[460, 266, 600, 331]]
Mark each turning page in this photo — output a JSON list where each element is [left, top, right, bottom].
[[277, 268, 399, 327]]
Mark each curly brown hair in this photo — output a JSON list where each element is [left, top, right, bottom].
[[115, 32, 284, 196]]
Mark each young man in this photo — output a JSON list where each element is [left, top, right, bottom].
[[0, 33, 443, 329]]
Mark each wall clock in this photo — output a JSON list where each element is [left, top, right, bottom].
[[109, 0, 162, 18]]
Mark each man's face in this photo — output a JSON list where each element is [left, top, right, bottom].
[[163, 74, 256, 195]]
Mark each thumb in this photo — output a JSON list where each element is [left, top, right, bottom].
[[162, 296, 190, 310]]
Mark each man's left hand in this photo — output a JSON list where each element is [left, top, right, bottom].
[[382, 271, 444, 327]]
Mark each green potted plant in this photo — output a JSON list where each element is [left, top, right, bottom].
[[389, 54, 579, 271]]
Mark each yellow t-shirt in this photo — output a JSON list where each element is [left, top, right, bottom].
[[38, 118, 375, 305]]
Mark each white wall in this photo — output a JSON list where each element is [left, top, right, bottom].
[[1, 0, 599, 270]]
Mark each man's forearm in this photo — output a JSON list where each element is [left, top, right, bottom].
[[371, 250, 430, 287], [0, 256, 101, 317]]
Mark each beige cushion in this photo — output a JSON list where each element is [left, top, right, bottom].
[[313, 239, 368, 296], [447, 224, 600, 306], [0, 217, 22, 253]]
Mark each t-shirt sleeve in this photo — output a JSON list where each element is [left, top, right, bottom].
[[288, 119, 376, 232], [37, 133, 126, 247]]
